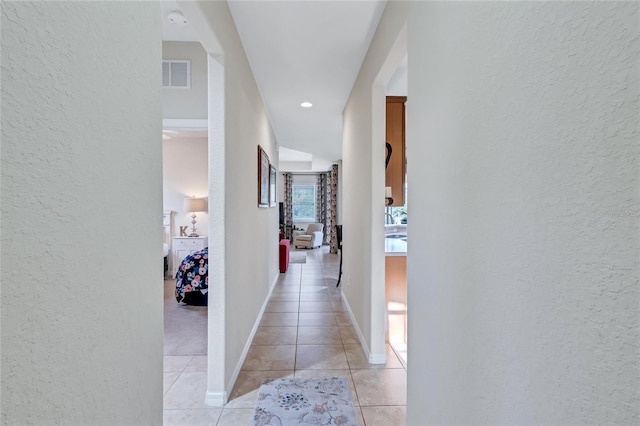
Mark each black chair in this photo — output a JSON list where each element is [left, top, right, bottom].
[[336, 225, 343, 287]]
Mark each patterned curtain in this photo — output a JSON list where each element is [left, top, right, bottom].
[[328, 164, 339, 253], [316, 173, 328, 244], [283, 173, 293, 240]]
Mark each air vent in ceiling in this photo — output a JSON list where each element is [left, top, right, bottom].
[[162, 60, 191, 89]]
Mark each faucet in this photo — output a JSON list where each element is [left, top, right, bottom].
[[385, 213, 394, 224]]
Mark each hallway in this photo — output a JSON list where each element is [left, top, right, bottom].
[[163, 246, 406, 425]]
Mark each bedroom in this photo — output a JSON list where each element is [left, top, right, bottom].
[[161, 40, 209, 369]]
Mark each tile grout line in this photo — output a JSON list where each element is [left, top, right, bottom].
[[205, 248, 402, 425], [163, 354, 194, 397]]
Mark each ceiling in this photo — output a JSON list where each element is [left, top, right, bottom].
[[162, 129, 208, 140], [161, 0, 390, 171], [161, 1, 200, 42]]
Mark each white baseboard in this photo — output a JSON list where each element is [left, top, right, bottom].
[[368, 352, 387, 364], [224, 273, 280, 401], [205, 391, 227, 407], [341, 292, 387, 365]]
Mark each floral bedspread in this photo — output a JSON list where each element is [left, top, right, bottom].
[[175, 247, 208, 304]]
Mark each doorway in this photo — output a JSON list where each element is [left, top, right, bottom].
[[384, 54, 408, 365], [160, 0, 228, 408]]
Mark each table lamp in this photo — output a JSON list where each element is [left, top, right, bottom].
[[184, 196, 207, 237]]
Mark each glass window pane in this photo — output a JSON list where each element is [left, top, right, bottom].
[[292, 185, 316, 222], [170, 62, 189, 87]]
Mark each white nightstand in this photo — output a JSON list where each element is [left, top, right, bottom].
[[172, 236, 208, 276]]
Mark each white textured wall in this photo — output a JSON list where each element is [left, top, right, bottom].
[[1, 2, 163, 425], [163, 41, 208, 119], [163, 137, 209, 236], [182, 0, 280, 401], [342, 88, 376, 352], [345, 0, 639, 424], [342, 0, 408, 362], [335, 161, 343, 226], [403, 2, 638, 424]]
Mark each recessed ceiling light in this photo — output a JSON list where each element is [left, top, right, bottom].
[[300, 102, 313, 108]]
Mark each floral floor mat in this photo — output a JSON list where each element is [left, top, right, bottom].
[[253, 377, 357, 425]]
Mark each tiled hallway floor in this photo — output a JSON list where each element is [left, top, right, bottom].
[[164, 246, 406, 425]]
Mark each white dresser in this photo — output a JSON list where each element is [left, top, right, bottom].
[[172, 236, 208, 276]]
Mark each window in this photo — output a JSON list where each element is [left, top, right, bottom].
[[292, 185, 316, 222], [162, 60, 191, 89]]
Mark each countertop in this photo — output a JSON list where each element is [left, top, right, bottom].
[[385, 237, 407, 256]]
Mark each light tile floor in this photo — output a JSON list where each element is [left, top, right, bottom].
[[164, 245, 406, 425]]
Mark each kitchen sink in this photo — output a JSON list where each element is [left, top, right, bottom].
[[385, 234, 407, 240]]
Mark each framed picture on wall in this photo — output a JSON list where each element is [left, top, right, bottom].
[[269, 164, 277, 207], [258, 145, 269, 208]]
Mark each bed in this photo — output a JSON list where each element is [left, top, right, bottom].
[[175, 247, 208, 305]]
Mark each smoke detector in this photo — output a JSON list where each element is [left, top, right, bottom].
[[167, 11, 187, 25]]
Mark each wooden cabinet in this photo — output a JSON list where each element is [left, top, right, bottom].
[[172, 236, 208, 276], [385, 96, 406, 207]]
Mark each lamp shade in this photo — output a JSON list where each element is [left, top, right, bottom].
[[184, 196, 207, 212]]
